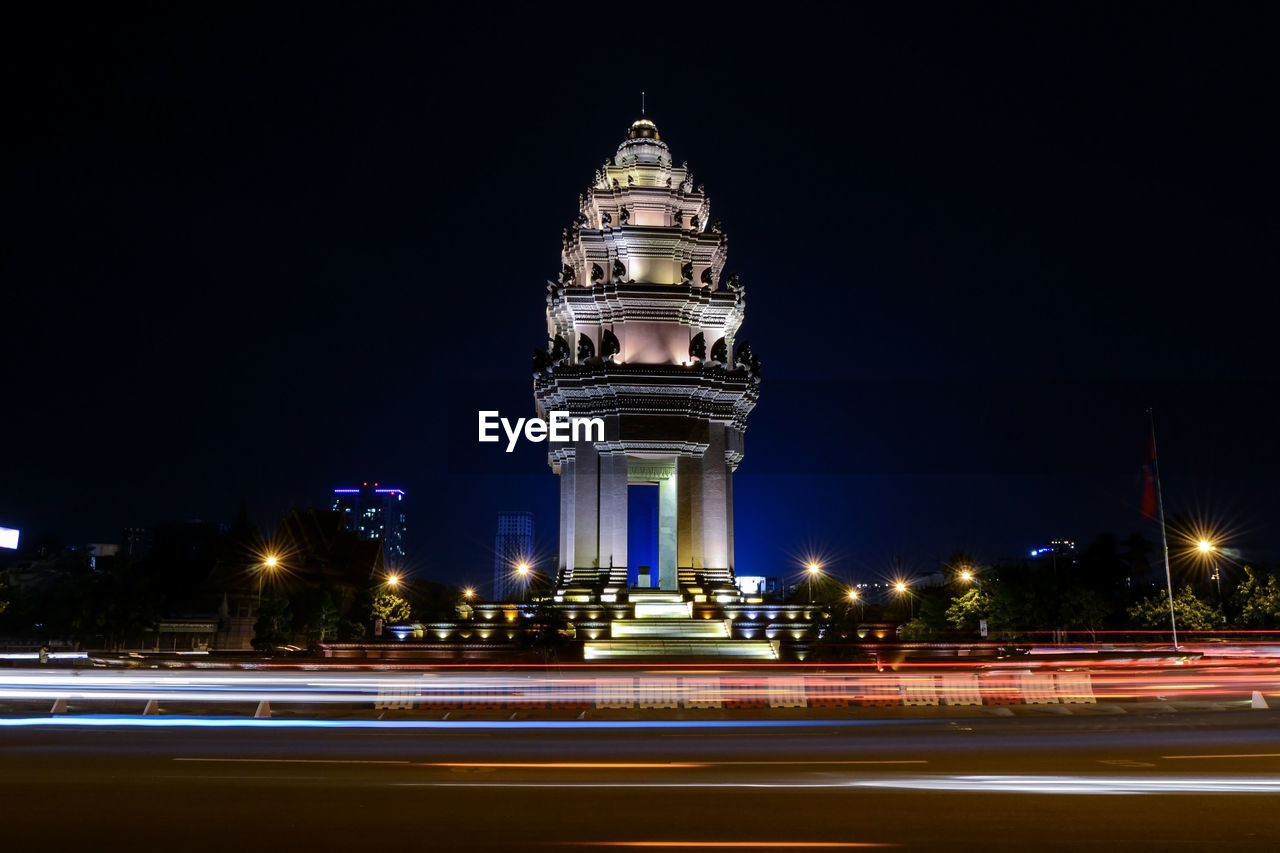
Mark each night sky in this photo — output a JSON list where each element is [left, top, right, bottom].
[[4, 4, 1277, 591]]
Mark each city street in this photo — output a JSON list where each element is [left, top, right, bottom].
[[4, 711, 1279, 850]]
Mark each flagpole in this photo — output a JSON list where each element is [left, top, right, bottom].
[[1148, 408, 1178, 650]]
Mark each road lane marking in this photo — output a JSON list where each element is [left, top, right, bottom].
[[173, 758, 411, 765], [1162, 753, 1280, 760], [417, 760, 925, 769], [425, 762, 705, 769], [560, 843, 894, 848]]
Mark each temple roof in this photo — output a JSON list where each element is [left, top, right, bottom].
[[628, 116, 660, 140]]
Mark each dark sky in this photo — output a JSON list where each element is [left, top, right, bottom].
[[4, 3, 1277, 590]]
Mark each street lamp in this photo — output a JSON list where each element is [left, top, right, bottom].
[[959, 569, 974, 584], [516, 562, 531, 602], [1197, 539, 1223, 611], [386, 573, 400, 588], [894, 580, 913, 620], [806, 562, 821, 605], [846, 587, 862, 618], [258, 554, 279, 602], [462, 587, 475, 600]]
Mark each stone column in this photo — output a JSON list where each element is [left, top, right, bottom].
[[658, 467, 678, 590], [677, 455, 703, 570], [700, 424, 730, 572], [598, 451, 629, 586], [572, 442, 599, 579], [558, 456, 575, 584]]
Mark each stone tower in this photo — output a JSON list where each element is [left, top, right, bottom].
[[534, 116, 760, 603]]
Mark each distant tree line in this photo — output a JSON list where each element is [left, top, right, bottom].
[[797, 530, 1280, 655]]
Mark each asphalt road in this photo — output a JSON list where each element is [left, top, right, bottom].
[[3, 711, 1280, 851]]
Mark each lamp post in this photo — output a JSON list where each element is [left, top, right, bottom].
[[516, 562, 530, 602], [259, 554, 278, 603], [895, 580, 913, 620], [1197, 539, 1225, 620], [806, 562, 821, 605]]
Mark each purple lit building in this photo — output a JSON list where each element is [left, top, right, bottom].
[[331, 484, 407, 565]]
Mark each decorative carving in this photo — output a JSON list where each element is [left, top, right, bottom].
[[697, 184, 705, 194], [545, 280, 564, 306], [601, 328, 621, 361], [576, 211, 588, 227], [700, 266, 714, 287], [612, 259, 626, 280], [627, 174, 634, 186], [689, 332, 706, 362], [611, 178, 619, 189], [680, 261, 693, 284], [711, 218, 722, 233], [665, 177, 671, 187], [618, 205, 630, 225], [532, 348, 552, 375], [726, 271, 740, 293], [709, 336, 728, 364], [591, 263, 604, 283], [672, 209, 683, 228], [578, 333, 596, 361], [601, 211, 612, 228], [550, 335, 571, 365], [560, 264, 576, 284], [735, 340, 761, 377], [690, 214, 700, 231]]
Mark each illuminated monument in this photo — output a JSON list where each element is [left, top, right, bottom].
[[534, 116, 760, 608]]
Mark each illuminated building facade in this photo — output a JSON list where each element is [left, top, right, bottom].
[[493, 510, 534, 601], [534, 116, 759, 602], [332, 485, 407, 564]]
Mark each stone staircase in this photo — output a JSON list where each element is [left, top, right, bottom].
[[582, 589, 777, 661]]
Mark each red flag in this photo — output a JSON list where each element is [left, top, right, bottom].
[[1140, 435, 1157, 519]]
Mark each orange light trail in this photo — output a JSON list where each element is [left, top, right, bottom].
[[425, 762, 706, 769]]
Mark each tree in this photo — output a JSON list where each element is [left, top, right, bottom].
[[946, 588, 991, 633], [293, 588, 340, 646], [252, 594, 293, 650], [1057, 588, 1110, 633], [371, 592, 411, 625], [1232, 565, 1280, 628], [517, 597, 570, 662], [1128, 586, 1221, 631]]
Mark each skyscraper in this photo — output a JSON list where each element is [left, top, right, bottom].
[[331, 484, 407, 564], [493, 510, 534, 601]]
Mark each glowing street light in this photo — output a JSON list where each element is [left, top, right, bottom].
[[516, 562, 531, 601], [959, 569, 974, 583], [806, 562, 822, 605], [463, 587, 475, 600], [386, 573, 400, 587], [1196, 538, 1223, 610], [894, 580, 913, 620], [258, 554, 279, 602]]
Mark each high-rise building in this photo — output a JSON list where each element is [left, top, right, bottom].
[[332, 485, 406, 564], [493, 510, 534, 601]]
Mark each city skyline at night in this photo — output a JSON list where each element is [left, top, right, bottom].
[[4, 5, 1277, 585]]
